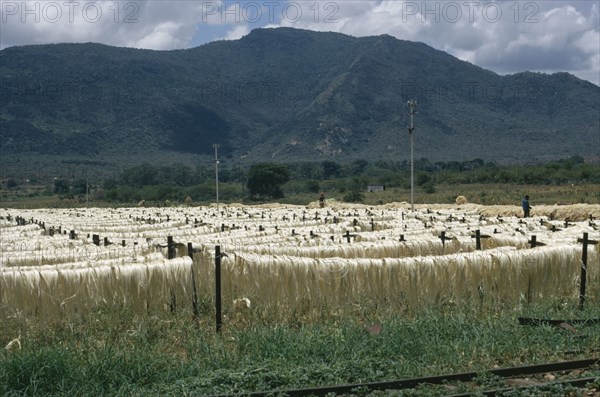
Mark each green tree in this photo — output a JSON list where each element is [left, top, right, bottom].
[[121, 163, 161, 187], [247, 163, 290, 199], [349, 159, 369, 176], [322, 160, 341, 179], [344, 177, 365, 203], [423, 181, 436, 194], [71, 179, 88, 195], [416, 172, 432, 186], [297, 162, 322, 179], [305, 179, 320, 193], [6, 178, 18, 189], [170, 163, 196, 186], [54, 179, 69, 194], [102, 178, 118, 189]]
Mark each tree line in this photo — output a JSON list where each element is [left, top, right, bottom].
[[3, 156, 597, 204]]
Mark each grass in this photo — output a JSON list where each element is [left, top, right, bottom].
[[2, 296, 600, 396], [310, 183, 600, 207]]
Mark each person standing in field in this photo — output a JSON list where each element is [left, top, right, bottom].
[[319, 192, 325, 208], [522, 195, 532, 218]]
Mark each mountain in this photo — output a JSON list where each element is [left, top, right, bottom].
[[1, 27, 599, 171]]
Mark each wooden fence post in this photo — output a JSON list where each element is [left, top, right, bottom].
[[577, 233, 598, 310], [440, 231, 452, 247], [167, 236, 175, 259], [167, 236, 176, 312], [188, 243, 199, 320], [530, 235, 537, 248]]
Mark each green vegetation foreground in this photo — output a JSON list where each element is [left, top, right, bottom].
[[2, 298, 600, 396]]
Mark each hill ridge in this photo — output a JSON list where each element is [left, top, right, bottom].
[[1, 27, 598, 169]]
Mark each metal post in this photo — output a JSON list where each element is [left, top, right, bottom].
[[213, 143, 220, 211], [407, 100, 417, 212], [215, 245, 222, 333]]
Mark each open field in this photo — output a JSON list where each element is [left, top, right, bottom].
[[1, 202, 600, 395], [356, 183, 600, 207]]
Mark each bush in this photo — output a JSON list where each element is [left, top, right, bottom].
[[6, 178, 18, 189], [423, 181, 435, 194], [304, 180, 319, 193]]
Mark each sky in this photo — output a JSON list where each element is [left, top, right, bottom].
[[1, 1, 599, 85]]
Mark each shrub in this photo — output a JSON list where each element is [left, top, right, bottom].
[[455, 195, 468, 204]]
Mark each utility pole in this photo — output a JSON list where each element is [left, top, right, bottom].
[[213, 143, 220, 211], [407, 100, 417, 212]]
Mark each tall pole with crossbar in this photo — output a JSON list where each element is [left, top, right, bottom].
[[407, 100, 417, 212]]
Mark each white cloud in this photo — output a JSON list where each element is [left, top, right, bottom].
[[0, 0, 598, 85], [260, 1, 599, 84], [223, 24, 250, 41], [0, 1, 202, 49], [128, 21, 185, 50]]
